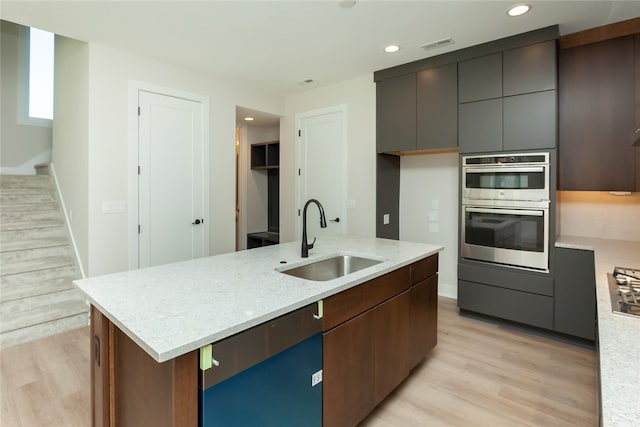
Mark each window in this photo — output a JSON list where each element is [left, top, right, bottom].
[[27, 27, 54, 121]]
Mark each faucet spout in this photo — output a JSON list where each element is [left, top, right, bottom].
[[302, 199, 327, 258]]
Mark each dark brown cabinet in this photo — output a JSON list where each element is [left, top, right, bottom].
[[559, 35, 637, 191], [321, 310, 375, 427], [322, 254, 438, 427], [372, 291, 411, 405], [409, 274, 438, 369]]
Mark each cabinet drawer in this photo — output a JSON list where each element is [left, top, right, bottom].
[[458, 280, 553, 329], [410, 253, 438, 285], [323, 267, 410, 331], [458, 262, 553, 296]]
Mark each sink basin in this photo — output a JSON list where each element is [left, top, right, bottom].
[[280, 255, 383, 282]]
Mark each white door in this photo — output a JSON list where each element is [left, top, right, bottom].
[[138, 90, 207, 267], [297, 107, 347, 241]]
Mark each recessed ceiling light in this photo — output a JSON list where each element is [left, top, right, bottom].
[[384, 45, 401, 53], [244, 117, 254, 121], [507, 4, 531, 17], [338, 0, 356, 8]]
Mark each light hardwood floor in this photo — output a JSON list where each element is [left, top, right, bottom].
[[0, 297, 597, 427]]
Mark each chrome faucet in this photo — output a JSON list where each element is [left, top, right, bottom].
[[301, 199, 327, 258]]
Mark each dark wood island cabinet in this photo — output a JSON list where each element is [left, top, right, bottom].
[[89, 252, 439, 427]]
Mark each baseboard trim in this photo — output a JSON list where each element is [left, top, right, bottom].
[[438, 281, 457, 300]]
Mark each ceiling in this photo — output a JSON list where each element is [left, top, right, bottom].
[[2, 0, 639, 124]]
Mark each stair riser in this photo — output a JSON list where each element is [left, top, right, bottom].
[[0, 202, 59, 212], [0, 265, 79, 287], [0, 312, 88, 349], [1, 288, 86, 316], [0, 194, 56, 205], [1, 276, 77, 303], [1, 245, 72, 265]]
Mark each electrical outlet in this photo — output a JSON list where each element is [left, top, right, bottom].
[[431, 200, 439, 210], [311, 369, 323, 387]]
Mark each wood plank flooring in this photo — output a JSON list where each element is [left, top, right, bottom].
[[0, 297, 597, 426]]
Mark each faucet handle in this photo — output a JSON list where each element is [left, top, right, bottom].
[[308, 237, 316, 250]]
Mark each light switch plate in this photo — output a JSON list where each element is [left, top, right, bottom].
[[311, 369, 323, 387], [383, 214, 390, 225], [103, 201, 126, 214]]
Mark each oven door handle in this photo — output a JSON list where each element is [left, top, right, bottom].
[[465, 207, 544, 216], [464, 166, 545, 174]]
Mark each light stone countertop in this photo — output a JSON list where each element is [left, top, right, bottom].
[[555, 236, 640, 427], [74, 236, 442, 363]]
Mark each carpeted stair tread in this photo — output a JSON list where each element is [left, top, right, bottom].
[[0, 312, 87, 348], [0, 255, 75, 276], [0, 218, 64, 232], [0, 298, 87, 334], [0, 265, 79, 287], [0, 236, 69, 253], [0, 275, 78, 303], [0, 202, 59, 212]]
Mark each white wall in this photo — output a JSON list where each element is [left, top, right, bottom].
[[557, 191, 640, 242], [400, 153, 459, 298], [281, 74, 377, 243], [52, 34, 90, 275], [1, 20, 52, 173], [84, 43, 283, 276]]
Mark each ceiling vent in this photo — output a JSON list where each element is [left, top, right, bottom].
[[421, 38, 454, 51]]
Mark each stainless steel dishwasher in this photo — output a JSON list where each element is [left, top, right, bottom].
[[199, 303, 322, 427]]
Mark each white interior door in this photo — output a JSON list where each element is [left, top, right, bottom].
[[138, 90, 207, 267], [297, 107, 347, 241]]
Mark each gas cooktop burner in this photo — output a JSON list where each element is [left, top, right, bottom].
[[609, 267, 640, 317]]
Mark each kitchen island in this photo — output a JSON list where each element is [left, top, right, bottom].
[[555, 236, 640, 427], [74, 236, 443, 427]]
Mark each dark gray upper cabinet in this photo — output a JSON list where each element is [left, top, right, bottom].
[[504, 91, 557, 151], [416, 63, 458, 150], [376, 73, 416, 153], [503, 40, 557, 96], [459, 41, 558, 154], [458, 53, 502, 103], [458, 98, 503, 153]]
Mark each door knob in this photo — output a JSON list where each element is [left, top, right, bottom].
[[330, 218, 340, 223], [192, 219, 203, 225]]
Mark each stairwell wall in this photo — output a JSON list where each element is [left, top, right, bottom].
[[52, 35, 90, 276], [0, 21, 52, 173]]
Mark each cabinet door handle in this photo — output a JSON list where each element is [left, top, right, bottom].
[[330, 217, 340, 223]]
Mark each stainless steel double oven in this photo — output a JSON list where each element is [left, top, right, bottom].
[[461, 152, 550, 272]]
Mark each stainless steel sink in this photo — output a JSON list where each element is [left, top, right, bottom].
[[279, 255, 383, 282]]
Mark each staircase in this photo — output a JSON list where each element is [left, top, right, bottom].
[[0, 174, 87, 349]]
